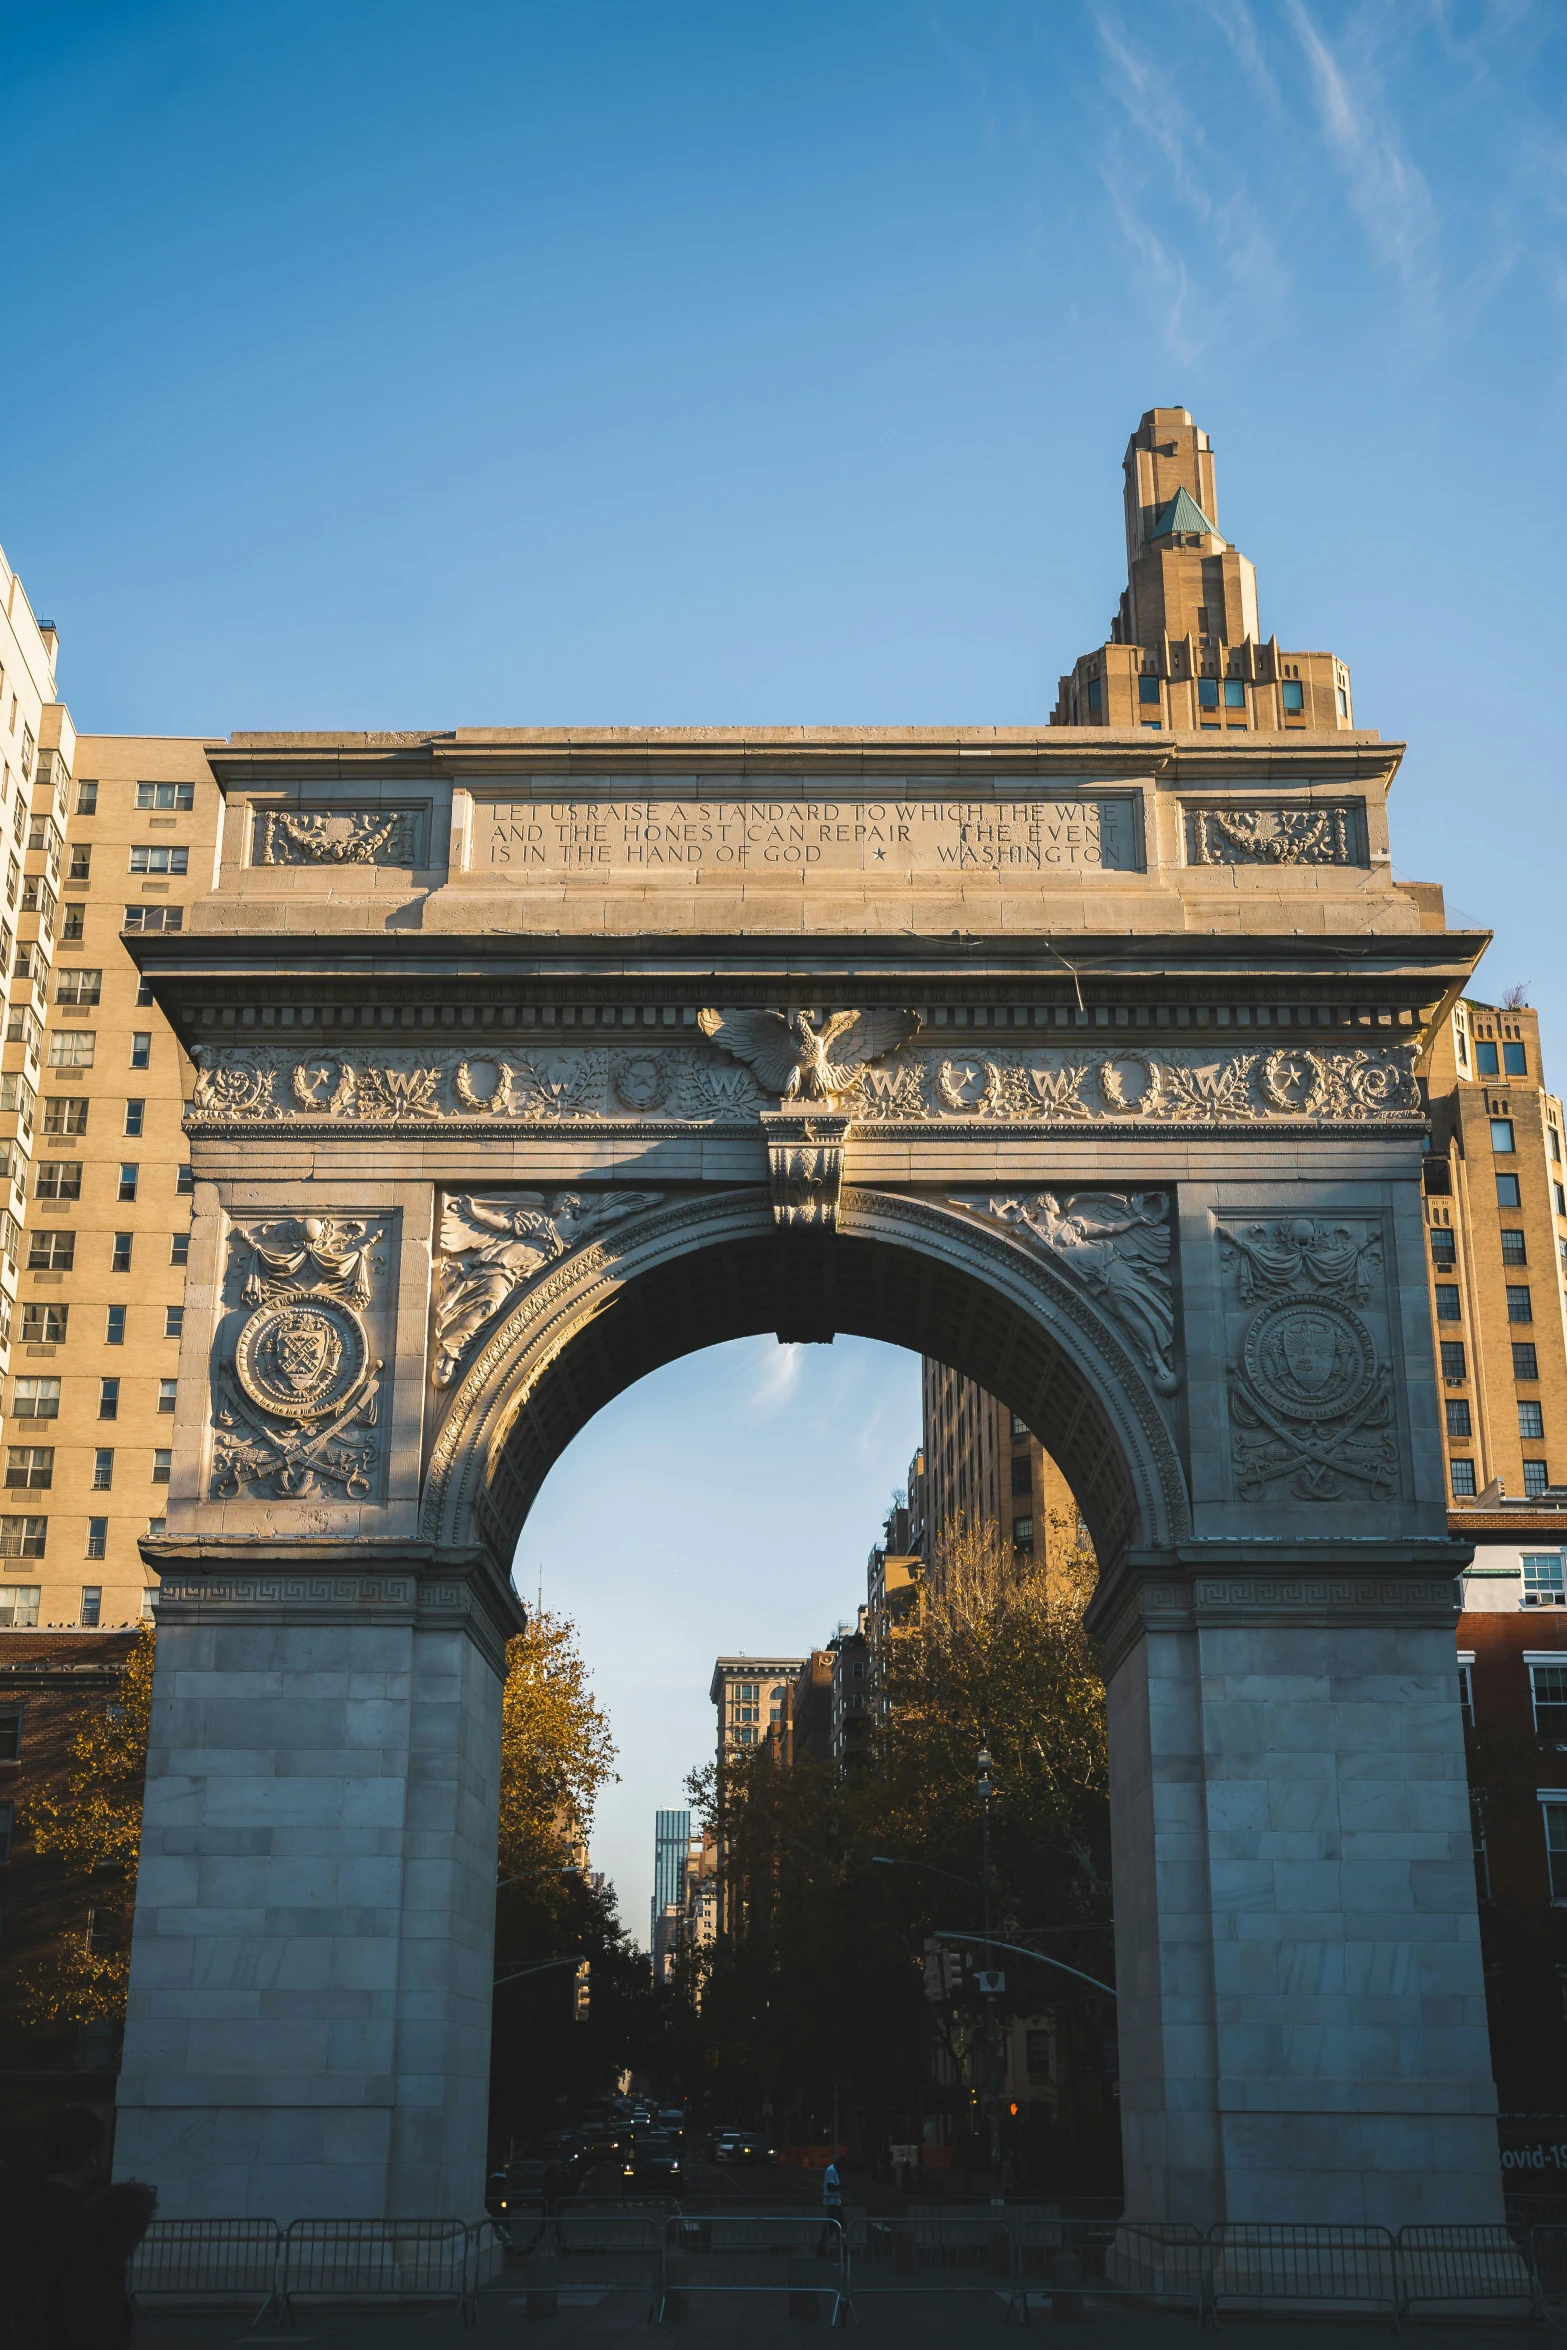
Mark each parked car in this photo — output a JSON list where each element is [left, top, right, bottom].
[[623, 2131, 684, 2195], [706, 2126, 745, 2163]]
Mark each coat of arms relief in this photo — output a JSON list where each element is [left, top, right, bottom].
[[1217, 1216, 1400, 1502], [211, 1214, 389, 1502]]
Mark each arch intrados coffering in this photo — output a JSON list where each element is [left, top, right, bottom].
[[422, 1188, 1189, 1571]]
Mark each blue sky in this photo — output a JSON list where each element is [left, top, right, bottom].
[[8, 2, 1565, 1929]]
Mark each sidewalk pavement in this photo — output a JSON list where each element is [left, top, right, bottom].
[[131, 2286, 1551, 2347]]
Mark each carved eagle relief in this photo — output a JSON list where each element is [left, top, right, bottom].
[[697, 1007, 922, 1103]]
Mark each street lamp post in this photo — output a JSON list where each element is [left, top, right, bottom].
[[976, 1743, 1001, 2191]]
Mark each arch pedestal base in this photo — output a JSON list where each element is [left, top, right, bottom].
[[114, 1546, 521, 2221]]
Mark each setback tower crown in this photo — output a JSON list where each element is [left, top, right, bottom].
[[1051, 405, 1355, 735]]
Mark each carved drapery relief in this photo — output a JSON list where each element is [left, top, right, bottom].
[[252, 808, 424, 867], [949, 1190, 1179, 1395], [212, 1215, 389, 1502], [1184, 804, 1364, 867], [698, 1007, 922, 1103], [187, 1040, 1422, 1131], [1217, 1215, 1398, 1503], [433, 1191, 664, 1387], [761, 1112, 849, 1229]]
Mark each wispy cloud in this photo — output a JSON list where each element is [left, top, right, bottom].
[[1284, 0, 1439, 295], [749, 1338, 804, 1418]]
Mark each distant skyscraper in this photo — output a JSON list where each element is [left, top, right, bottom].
[[651, 1807, 690, 1981]]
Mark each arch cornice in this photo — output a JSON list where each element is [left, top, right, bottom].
[[420, 1184, 1191, 1558]]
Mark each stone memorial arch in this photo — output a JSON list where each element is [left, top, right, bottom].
[[115, 729, 1497, 2229]]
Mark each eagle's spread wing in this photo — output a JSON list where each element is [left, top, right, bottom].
[[438, 1193, 547, 1256], [698, 1007, 800, 1095], [818, 1008, 923, 1095]]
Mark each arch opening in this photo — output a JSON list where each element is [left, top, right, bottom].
[[426, 1190, 1188, 1570]]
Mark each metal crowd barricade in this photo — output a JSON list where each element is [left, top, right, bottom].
[[1395, 2223, 1538, 2322], [663, 2213, 847, 2326], [1208, 2223, 1400, 2325], [280, 2218, 478, 2326], [1011, 2216, 1205, 2325], [845, 2211, 1015, 2316], [128, 2219, 284, 2326], [504, 2208, 665, 2322]]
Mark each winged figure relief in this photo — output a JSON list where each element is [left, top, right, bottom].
[[433, 1190, 662, 1386], [697, 1007, 922, 1103]]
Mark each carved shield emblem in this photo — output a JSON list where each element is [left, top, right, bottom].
[[1279, 1312, 1336, 1393], [1244, 1297, 1376, 1424], [276, 1316, 337, 1396], [234, 1299, 368, 1422]]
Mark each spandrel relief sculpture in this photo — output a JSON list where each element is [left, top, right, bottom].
[[186, 1036, 1422, 1132], [211, 1214, 391, 1502], [1218, 1215, 1399, 1502], [252, 807, 424, 866], [949, 1189, 1180, 1395], [434, 1191, 664, 1387]]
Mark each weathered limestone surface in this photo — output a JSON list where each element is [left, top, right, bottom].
[[116, 727, 1499, 2224]]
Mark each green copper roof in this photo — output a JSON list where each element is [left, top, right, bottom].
[[1148, 485, 1216, 540]]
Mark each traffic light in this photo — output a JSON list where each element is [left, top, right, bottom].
[[922, 1939, 942, 2001], [573, 1959, 591, 2022], [942, 1949, 964, 1993]]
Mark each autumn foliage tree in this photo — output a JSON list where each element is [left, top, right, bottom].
[[13, 1624, 156, 2027]]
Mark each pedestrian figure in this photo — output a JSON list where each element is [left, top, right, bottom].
[[819, 2158, 844, 2259], [1, 2106, 156, 2350]]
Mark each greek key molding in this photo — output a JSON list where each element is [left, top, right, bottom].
[[186, 1039, 1422, 1133]]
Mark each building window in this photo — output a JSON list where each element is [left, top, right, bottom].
[[11, 1378, 59, 1421], [1505, 1042, 1528, 1076], [1435, 1286, 1462, 1320], [92, 1449, 113, 1491], [60, 904, 83, 942], [1137, 675, 1161, 705], [122, 905, 182, 933], [19, 1304, 67, 1344], [1281, 680, 1305, 713], [135, 781, 194, 812], [1012, 1515, 1035, 1553], [1544, 1802, 1567, 1901], [105, 1307, 125, 1345], [1086, 677, 1101, 711], [1457, 1655, 1475, 1725], [1223, 679, 1246, 707], [0, 1702, 20, 1760], [0, 1520, 46, 1560], [111, 1232, 133, 1273], [128, 845, 189, 875], [737, 1725, 756, 1745], [1508, 1285, 1534, 1323], [0, 1585, 39, 1626], [1430, 1229, 1456, 1267], [1451, 1459, 1477, 1497], [1531, 1662, 1567, 1737], [76, 780, 98, 816], [1197, 677, 1219, 709], [5, 1448, 53, 1491], [84, 1904, 121, 1950], [157, 1379, 177, 1414], [1498, 1173, 1522, 1207], [36, 1161, 81, 1201], [128, 1034, 151, 1070], [54, 968, 100, 1006], [123, 1100, 144, 1138], [1502, 1231, 1528, 1266], [152, 1449, 172, 1485], [1445, 1398, 1472, 1438], [1472, 1789, 1491, 1904], [98, 1378, 119, 1420], [1556, 1185, 1567, 1218], [1010, 1455, 1031, 1496], [27, 1230, 74, 1271], [170, 1232, 189, 1267], [1477, 1041, 1500, 1076], [1521, 1401, 1547, 1440], [140, 1590, 155, 1621], [1440, 1340, 1467, 1381], [1492, 1119, 1517, 1153], [1515, 1343, 1540, 1380], [43, 1097, 88, 1136], [117, 1165, 138, 1203], [1524, 1554, 1567, 1605], [164, 1307, 184, 1340], [78, 1586, 101, 1627], [1526, 1462, 1551, 1498], [176, 1165, 194, 1196], [46, 1031, 94, 1070]]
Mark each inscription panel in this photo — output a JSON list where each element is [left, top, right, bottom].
[[479, 792, 1142, 874]]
